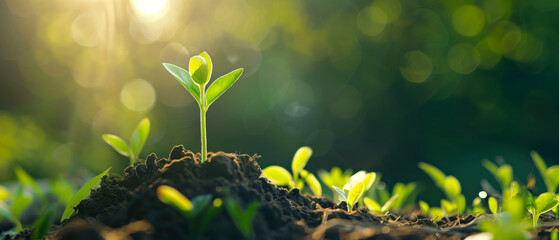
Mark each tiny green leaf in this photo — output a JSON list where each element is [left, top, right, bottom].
[[130, 118, 150, 161], [225, 199, 258, 238], [32, 206, 55, 240], [547, 166, 559, 190], [419, 201, 430, 214], [157, 185, 193, 216], [418, 162, 446, 188], [14, 166, 45, 202], [363, 197, 381, 213], [444, 176, 461, 199], [291, 146, 313, 180], [441, 199, 455, 214], [189, 55, 209, 85], [332, 186, 348, 201], [61, 167, 111, 221], [488, 196, 498, 214], [306, 173, 322, 197], [497, 165, 513, 189], [362, 172, 377, 191], [456, 194, 466, 214], [11, 187, 32, 219], [262, 166, 293, 187], [429, 207, 444, 219], [482, 159, 499, 177], [381, 194, 400, 214], [102, 134, 130, 157], [347, 182, 365, 211], [531, 151, 553, 192], [162, 63, 201, 103], [205, 68, 244, 109]]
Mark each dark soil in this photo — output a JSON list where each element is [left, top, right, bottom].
[[9, 145, 534, 239]]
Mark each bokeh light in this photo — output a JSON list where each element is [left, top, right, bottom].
[[400, 51, 433, 83]]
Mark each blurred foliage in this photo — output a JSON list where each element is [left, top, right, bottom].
[[1, 0, 559, 202]]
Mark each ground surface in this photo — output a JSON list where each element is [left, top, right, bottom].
[[8, 145, 559, 239]]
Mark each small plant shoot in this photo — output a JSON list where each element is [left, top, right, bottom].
[[364, 194, 399, 214], [157, 185, 222, 235], [225, 198, 259, 238], [61, 167, 111, 221], [263, 146, 322, 196], [524, 191, 559, 228], [163, 52, 244, 163], [103, 118, 150, 165], [418, 162, 466, 217]]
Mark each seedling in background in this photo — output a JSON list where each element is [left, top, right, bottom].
[[418, 162, 466, 217], [318, 167, 353, 200], [225, 198, 259, 239], [480, 196, 530, 240], [482, 159, 519, 201], [156, 185, 222, 236], [163, 52, 244, 163], [523, 190, 559, 229], [531, 151, 559, 218], [61, 167, 111, 221], [103, 118, 150, 165], [262, 146, 322, 196], [363, 194, 399, 214]]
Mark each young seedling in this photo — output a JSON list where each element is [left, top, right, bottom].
[[333, 182, 365, 212], [480, 196, 530, 240], [363, 194, 399, 214], [318, 167, 353, 200], [61, 167, 111, 221], [531, 151, 559, 193], [103, 118, 150, 165], [262, 146, 322, 196], [482, 159, 519, 201], [156, 185, 222, 235], [225, 198, 259, 239], [163, 52, 244, 163], [418, 162, 466, 216], [524, 191, 559, 229]]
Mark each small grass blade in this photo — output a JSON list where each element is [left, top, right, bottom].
[[363, 197, 381, 212], [14, 166, 45, 202], [61, 167, 111, 221], [11, 186, 32, 219], [418, 162, 446, 188], [381, 194, 400, 213], [419, 200, 430, 214], [205, 68, 244, 109], [301, 171, 322, 196], [263, 166, 293, 187], [157, 185, 193, 216], [130, 118, 150, 160], [162, 63, 201, 103], [0, 200, 22, 231], [102, 134, 130, 157], [347, 182, 365, 211], [32, 206, 55, 240]]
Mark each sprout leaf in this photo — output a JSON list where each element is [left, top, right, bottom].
[[130, 118, 150, 159], [347, 182, 364, 211], [102, 134, 130, 157], [61, 167, 111, 221], [418, 162, 446, 188], [263, 166, 293, 187], [162, 63, 201, 103], [205, 69, 243, 109]]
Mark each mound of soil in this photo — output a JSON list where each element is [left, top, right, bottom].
[[35, 146, 485, 239]]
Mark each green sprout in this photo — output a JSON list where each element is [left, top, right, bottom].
[[333, 182, 364, 212], [163, 52, 244, 163], [531, 151, 559, 218], [523, 191, 559, 229], [102, 118, 150, 165], [156, 185, 222, 236], [488, 196, 499, 214], [480, 196, 530, 240], [61, 167, 111, 221], [418, 162, 465, 217], [225, 198, 259, 239], [363, 194, 399, 214], [262, 146, 322, 196]]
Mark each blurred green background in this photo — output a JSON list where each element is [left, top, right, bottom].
[[1, 0, 558, 202]]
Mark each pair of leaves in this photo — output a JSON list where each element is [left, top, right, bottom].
[[531, 151, 559, 193], [525, 191, 559, 228], [333, 181, 365, 212], [156, 185, 222, 235], [102, 118, 150, 165], [262, 146, 321, 196], [61, 167, 111, 221], [482, 159, 513, 192], [390, 182, 417, 210], [418, 162, 462, 201], [163, 52, 244, 111], [225, 198, 259, 238], [363, 194, 399, 214]]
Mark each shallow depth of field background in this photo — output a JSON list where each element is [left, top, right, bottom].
[[1, 0, 558, 202]]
